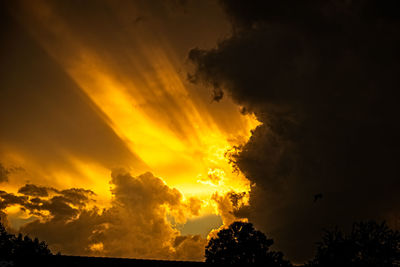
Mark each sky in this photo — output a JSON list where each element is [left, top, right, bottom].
[[0, 0, 258, 261], [1, 0, 400, 264]]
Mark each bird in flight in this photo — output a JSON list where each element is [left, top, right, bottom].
[[313, 193, 323, 203]]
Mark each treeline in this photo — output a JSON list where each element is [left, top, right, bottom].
[[0, 223, 51, 264], [205, 221, 400, 266], [1, 220, 399, 266], [306, 221, 400, 267]]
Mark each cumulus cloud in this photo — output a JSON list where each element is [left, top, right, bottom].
[[189, 0, 400, 262], [211, 191, 247, 227], [1, 171, 206, 261], [0, 191, 27, 210], [173, 234, 205, 260], [1, 187, 91, 221], [57, 188, 96, 207], [18, 184, 52, 197]]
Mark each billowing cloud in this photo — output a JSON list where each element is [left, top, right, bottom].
[[0, 191, 27, 210], [211, 191, 247, 227], [1, 171, 206, 261], [189, 0, 400, 263], [18, 184, 52, 197], [1, 185, 94, 221], [99, 171, 206, 260], [58, 188, 96, 207]]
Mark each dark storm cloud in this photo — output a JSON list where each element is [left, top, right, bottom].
[[18, 184, 52, 197], [37, 196, 80, 220], [1, 187, 84, 220], [189, 0, 400, 263], [17, 184, 94, 208], [58, 188, 95, 207], [0, 191, 27, 210]]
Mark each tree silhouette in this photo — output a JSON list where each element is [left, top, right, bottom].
[[0, 222, 52, 262], [308, 221, 400, 267], [205, 221, 291, 266], [0, 222, 14, 260]]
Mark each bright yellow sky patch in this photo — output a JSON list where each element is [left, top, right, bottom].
[[4, 0, 260, 230]]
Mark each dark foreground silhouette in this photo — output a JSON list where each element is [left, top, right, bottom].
[[0, 255, 205, 267], [1, 221, 399, 266], [307, 221, 400, 267], [0, 222, 51, 266], [205, 222, 291, 266]]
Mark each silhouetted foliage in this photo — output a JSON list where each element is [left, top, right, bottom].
[[205, 221, 291, 266], [0, 222, 14, 260], [0, 222, 52, 262], [308, 221, 400, 267]]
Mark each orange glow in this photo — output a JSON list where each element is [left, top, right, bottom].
[[7, 0, 260, 226]]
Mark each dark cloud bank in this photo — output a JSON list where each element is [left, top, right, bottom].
[[189, 0, 400, 263]]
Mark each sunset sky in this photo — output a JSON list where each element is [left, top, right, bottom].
[[0, 0, 258, 261], [1, 0, 400, 264]]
